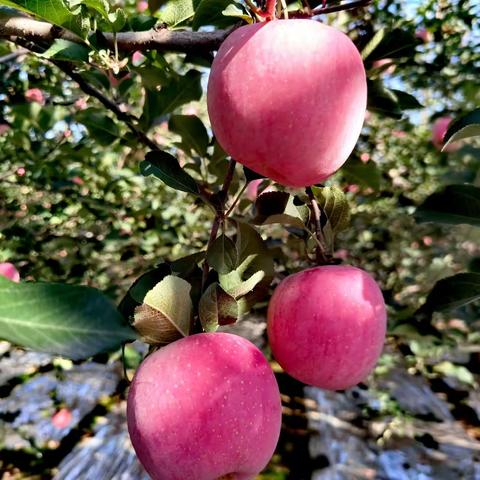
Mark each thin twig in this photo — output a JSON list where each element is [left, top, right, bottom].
[[52, 60, 160, 151], [312, 0, 372, 15], [225, 183, 248, 217], [201, 159, 237, 290]]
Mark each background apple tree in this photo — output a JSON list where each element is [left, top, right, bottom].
[[0, 0, 480, 478]]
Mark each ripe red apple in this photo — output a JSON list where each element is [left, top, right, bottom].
[[0, 262, 20, 282], [432, 116, 459, 152], [127, 332, 282, 480], [207, 20, 367, 187], [267, 265, 386, 390]]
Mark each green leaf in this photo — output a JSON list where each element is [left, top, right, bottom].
[[0, 0, 90, 37], [243, 166, 265, 182], [0, 277, 136, 360], [361, 27, 386, 60], [118, 264, 172, 320], [158, 0, 195, 26], [433, 361, 475, 386], [367, 80, 402, 118], [421, 273, 480, 313], [311, 186, 351, 233], [133, 275, 193, 344], [41, 39, 90, 62], [253, 192, 307, 229], [192, 0, 238, 30], [169, 114, 210, 157], [219, 221, 274, 301], [141, 70, 203, 128], [206, 234, 238, 274], [220, 269, 265, 299], [76, 108, 119, 145], [363, 28, 418, 61], [199, 283, 239, 332], [415, 184, 480, 227], [391, 89, 423, 110], [443, 108, 480, 149], [107, 8, 127, 32], [141, 150, 200, 194], [342, 157, 381, 191], [80, 0, 110, 18], [259, 213, 305, 229], [254, 191, 290, 220], [222, 3, 252, 23]]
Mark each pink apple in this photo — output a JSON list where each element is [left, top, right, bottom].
[[207, 20, 367, 187], [25, 88, 45, 104], [432, 116, 460, 152], [0, 262, 20, 282], [372, 58, 396, 75], [132, 51, 146, 66], [137, 0, 148, 12], [74, 97, 88, 110], [246, 179, 274, 201], [0, 124, 9, 135], [127, 332, 282, 480], [51, 408, 73, 429], [267, 265, 386, 390], [416, 28, 433, 43]]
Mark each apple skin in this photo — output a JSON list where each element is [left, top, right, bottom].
[[207, 20, 367, 187], [0, 262, 20, 282], [432, 116, 459, 152], [267, 265, 386, 390], [127, 332, 282, 480]]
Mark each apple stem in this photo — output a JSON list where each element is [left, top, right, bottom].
[[265, 0, 278, 20], [306, 187, 329, 265]]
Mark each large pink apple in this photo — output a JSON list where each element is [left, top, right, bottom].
[[267, 265, 386, 390], [207, 19, 367, 187], [127, 332, 282, 480], [0, 262, 20, 282], [432, 116, 460, 152]]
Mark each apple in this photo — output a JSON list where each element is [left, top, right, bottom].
[[267, 265, 386, 390], [0, 124, 9, 135], [432, 116, 459, 152], [51, 408, 73, 429], [246, 179, 274, 201], [372, 58, 396, 75], [137, 1, 148, 13], [127, 332, 282, 480], [0, 262, 20, 282], [207, 20, 367, 187], [25, 88, 45, 105]]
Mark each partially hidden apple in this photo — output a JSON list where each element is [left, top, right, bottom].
[[432, 116, 460, 152], [267, 265, 386, 390], [207, 20, 367, 187], [127, 332, 282, 480], [0, 262, 20, 282]]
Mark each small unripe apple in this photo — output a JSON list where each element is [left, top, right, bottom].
[[0, 262, 20, 282], [432, 116, 459, 152], [127, 333, 282, 480], [207, 20, 367, 187], [267, 265, 386, 390]]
